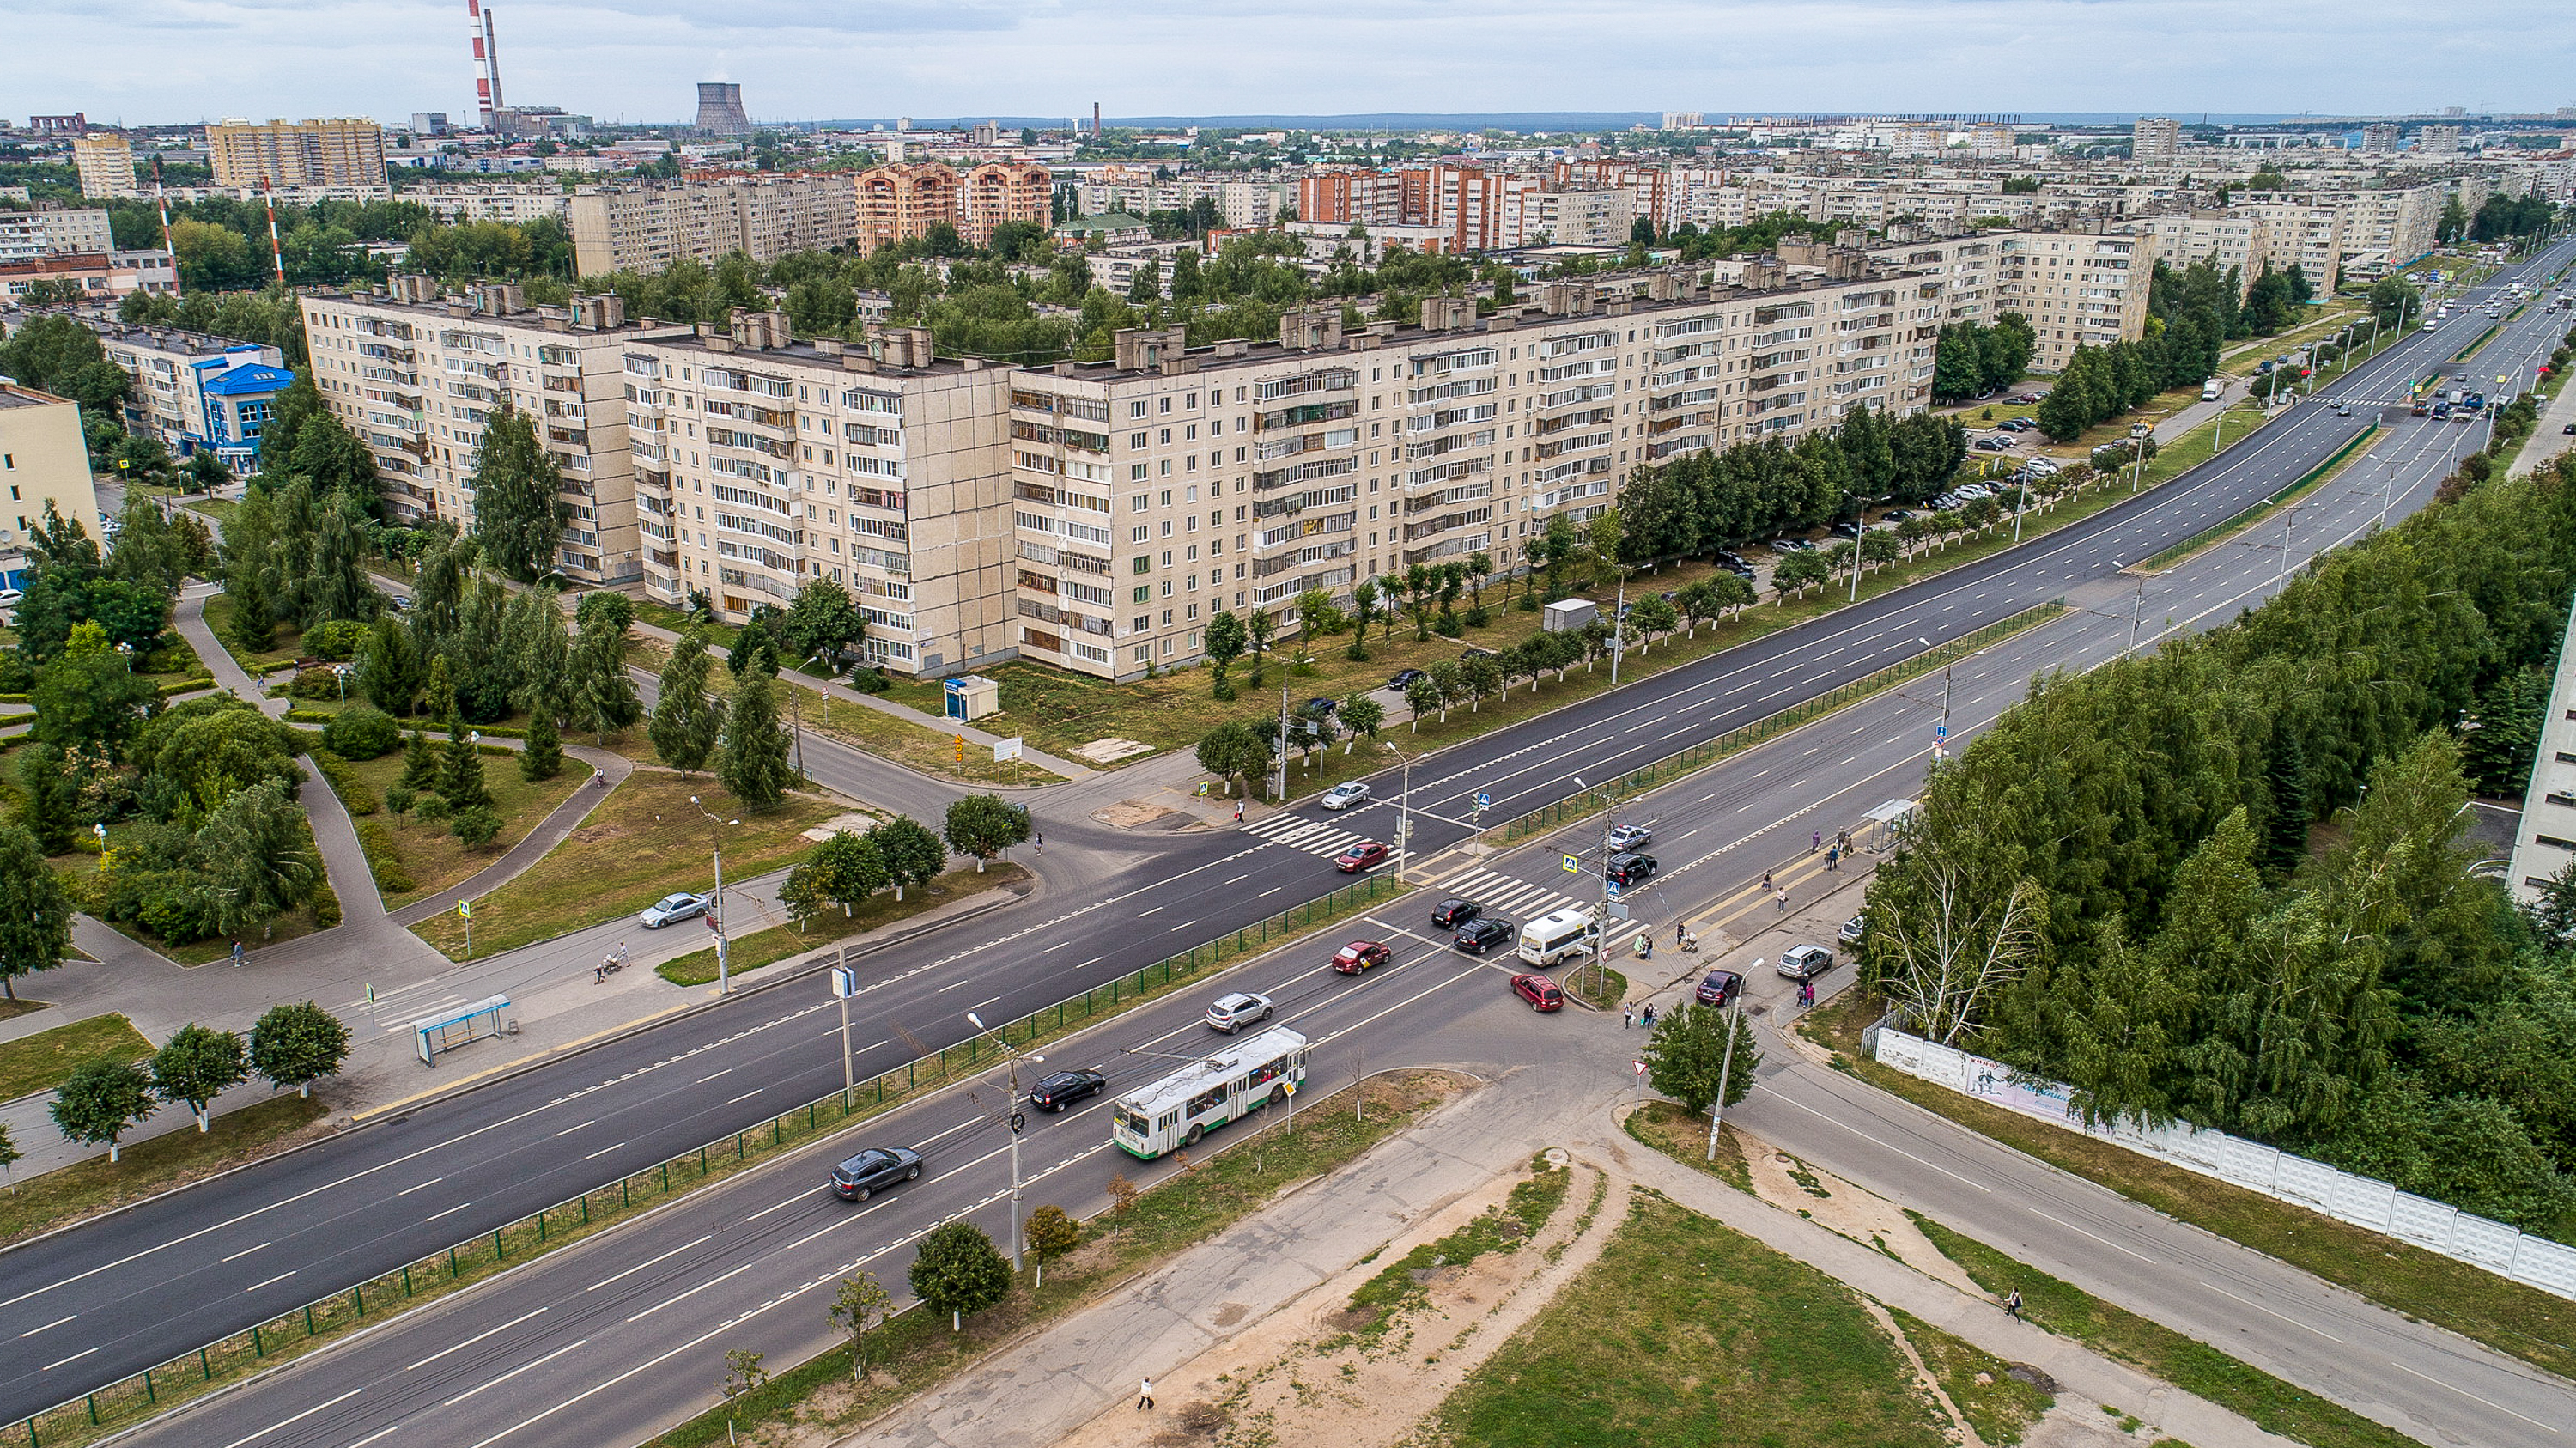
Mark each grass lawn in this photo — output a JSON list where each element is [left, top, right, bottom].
[[640, 1071, 1467, 1448], [1885, 1306, 2054, 1447], [0, 1013, 153, 1103], [2221, 303, 2366, 374], [408, 769, 842, 960], [1623, 1098, 1756, 1195], [1346, 1153, 1571, 1328], [335, 746, 593, 910], [0, 996, 50, 1024], [654, 863, 1029, 986], [0, 1095, 328, 1247], [1911, 1215, 2424, 1448], [199, 592, 305, 673], [1799, 989, 2576, 1387], [54, 842, 342, 967], [631, 600, 739, 653], [1435, 1194, 1952, 1448]]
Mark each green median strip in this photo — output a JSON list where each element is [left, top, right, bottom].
[[2452, 323, 2503, 362], [1487, 600, 2066, 845], [0, 1013, 153, 1104], [652, 865, 1028, 986], [9, 870, 1410, 1448], [2133, 423, 2380, 575]]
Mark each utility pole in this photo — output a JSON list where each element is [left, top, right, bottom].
[[834, 946, 856, 1109], [966, 1012, 1039, 1272], [2126, 575, 2146, 657], [2274, 502, 2306, 598], [1706, 987, 1743, 1162], [1608, 575, 1629, 684], [690, 795, 739, 994], [1384, 740, 1413, 880]]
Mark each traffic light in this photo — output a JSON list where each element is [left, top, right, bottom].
[[954, 734, 966, 764]]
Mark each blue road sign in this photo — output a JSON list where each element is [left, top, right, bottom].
[[1474, 791, 1492, 809]]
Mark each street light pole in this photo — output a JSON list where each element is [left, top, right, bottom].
[[689, 794, 740, 994], [966, 1011, 1041, 1273], [1382, 740, 1412, 880], [1706, 988, 1743, 1162], [1609, 575, 1629, 684]]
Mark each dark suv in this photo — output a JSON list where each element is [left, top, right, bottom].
[[1606, 852, 1658, 886], [1431, 898, 1482, 929], [1029, 1069, 1107, 1112], [1454, 917, 1513, 954], [830, 1146, 923, 1202]]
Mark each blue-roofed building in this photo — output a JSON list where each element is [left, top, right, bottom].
[[197, 354, 294, 472], [88, 324, 292, 472]]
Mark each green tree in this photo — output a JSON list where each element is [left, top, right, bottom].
[[831, 1270, 894, 1378], [196, 779, 321, 937], [1202, 609, 1247, 698], [1643, 1002, 1761, 1116], [1339, 693, 1384, 752], [465, 406, 568, 581], [792, 830, 889, 917], [569, 615, 642, 744], [782, 576, 866, 667], [944, 794, 1031, 871], [247, 1001, 352, 1098], [152, 1024, 249, 1133], [451, 804, 502, 848], [52, 1058, 156, 1162], [398, 727, 438, 792], [13, 745, 82, 856], [870, 816, 948, 899], [355, 615, 424, 716], [31, 639, 159, 758], [718, 668, 797, 810], [0, 825, 75, 1000], [908, 1219, 1012, 1330], [438, 715, 491, 809], [1245, 606, 1276, 683], [649, 627, 721, 773], [1025, 1203, 1080, 1287], [519, 703, 563, 781]]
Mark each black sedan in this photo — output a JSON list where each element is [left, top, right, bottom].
[[1454, 917, 1514, 954], [1431, 897, 1482, 929], [1029, 1069, 1107, 1112], [1606, 852, 1658, 886], [830, 1146, 923, 1202]]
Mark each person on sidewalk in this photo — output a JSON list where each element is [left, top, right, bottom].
[[1622, 1003, 1635, 1030], [1138, 1378, 1155, 1410], [1811, 830, 1821, 853], [230, 940, 246, 968], [2004, 1288, 2024, 1321], [1775, 888, 1789, 913], [1760, 870, 1774, 894], [1641, 1002, 1657, 1029], [1234, 800, 1244, 823], [1826, 845, 1839, 873]]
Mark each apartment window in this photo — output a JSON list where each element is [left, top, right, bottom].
[[1159, 397, 1173, 414], [1133, 587, 1151, 604], [1133, 557, 1151, 575], [1186, 392, 1199, 409], [1130, 400, 1148, 418], [1130, 526, 1149, 543], [1161, 607, 1175, 624], [1130, 465, 1148, 481], [1131, 432, 1149, 448], [1131, 494, 1148, 511], [1158, 428, 1171, 445], [1133, 616, 1151, 634]]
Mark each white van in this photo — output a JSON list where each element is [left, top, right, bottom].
[[2201, 378, 2223, 401], [1517, 906, 1599, 967]]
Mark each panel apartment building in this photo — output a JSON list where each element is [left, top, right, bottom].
[[568, 173, 859, 277], [71, 133, 137, 198], [0, 383, 104, 592], [89, 323, 293, 471], [852, 161, 1052, 251], [206, 118, 389, 189], [300, 279, 694, 584]]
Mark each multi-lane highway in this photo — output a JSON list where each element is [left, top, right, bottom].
[[6, 238, 2571, 1445]]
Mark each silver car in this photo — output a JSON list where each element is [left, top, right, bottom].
[[1776, 945, 1836, 980], [639, 891, 709, 928], [1604, 824, 1653, 852], [1320, 782, 1372, 811], [1206, 991, 1274, 1033]]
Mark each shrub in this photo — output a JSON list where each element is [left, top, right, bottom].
[[355, 819, 413, 893], [385, 784, 415, 818], [413, 794, 452, 824], [289, 666, 345, 701], [322, 705, 401, 760], [309, 753, 380, 816], [846, 666, 891, 694], [313, 886, 341, 929], [451, 804, 502, 848], [302, 619, 371, 661], [136, 876, 222, 943]]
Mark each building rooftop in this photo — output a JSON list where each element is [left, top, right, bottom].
[[0, 381, 76, 411]]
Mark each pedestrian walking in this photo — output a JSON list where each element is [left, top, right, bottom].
[[1826, 845, 1839, 873], [1234, 800, 1244, 823], [1622, 1002, 1636, 1030], [1811, 830, 1821, 853], [2004, 1289, 2024, 1321], [1837, 829, 1850, 852], [230, 940, 245, 968], [1035, 831, 1043, 855], [1775, 888, 1789, 913], [1138, 1378, 1155, 1410], [1760, 870, 1774, 894], [1674, 922, 1686, 946], [1641, 1002, 1657, 1029], [1799, 979, 1815, 1008]]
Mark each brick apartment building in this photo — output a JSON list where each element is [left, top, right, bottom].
[[206, 118, 389, 189], [854, 161, 1051, 250]]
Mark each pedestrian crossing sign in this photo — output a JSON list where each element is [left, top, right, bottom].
[[1562, 854, 1581, 873]]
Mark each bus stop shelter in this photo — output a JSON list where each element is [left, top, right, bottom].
[[1857, 798, 1917, 855], [415, 995, 511, 1066]]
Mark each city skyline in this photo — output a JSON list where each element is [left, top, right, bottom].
[[13, 0, 2573, 128]]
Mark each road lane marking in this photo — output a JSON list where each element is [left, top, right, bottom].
[[244, 1270, 299, 1293], [220, 1242, 270, 1262], [441, 1339, 589, 1408], [39, 1346, 98, 1372], [347, 1427, 402, 1448], [696, 1068, 732, 1083], [1764, 1092, 1992, 1192], [218, 1386, 361, 1447], [403, 1307, 550, 1371], [553, 1119, 595, 1136], [583, 1142, 625, 1160], [2022, 1205, 2156, 1263], [395, 1177, 444, 1196], [726, 1088, 763, 1104], [2200, 1281, 2342, 1342], [19, 1314, 76, 1337], [586, 1235, 713, 1293], [2385, 1360, 2562, 1432], [423, 1203, 472, 1223]]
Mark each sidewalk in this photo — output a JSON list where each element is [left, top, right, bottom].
[[2512, 375, 2576, 477]]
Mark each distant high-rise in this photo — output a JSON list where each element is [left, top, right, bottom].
[[207, 119, 389, 189], [696, 82, 753, 138], [71, 134, 137, 198], [2359, 122, 2402, 154], [2130, 116, 2182, 161], [2418, 124, 2464, 155]]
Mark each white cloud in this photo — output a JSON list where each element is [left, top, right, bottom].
[[9, 0, 2570, 125]]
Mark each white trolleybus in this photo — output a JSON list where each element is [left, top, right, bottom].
[[1111, 1027, 1308, 1159]]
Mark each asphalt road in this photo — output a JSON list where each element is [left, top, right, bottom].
[[6, 240, 2569, 1439]]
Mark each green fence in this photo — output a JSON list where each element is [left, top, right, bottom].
[[8, 870, 1405, 1448], [2134, 423, 2380, 575], [1489, 600, 2067, 845]]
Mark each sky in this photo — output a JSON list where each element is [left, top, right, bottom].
[[15, 0, 2573, 127]]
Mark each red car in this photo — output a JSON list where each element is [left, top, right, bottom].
[[1335, 841, 1389, 873], [1333, 940, 1391, 975], [1510, 973, 1564, 1012]]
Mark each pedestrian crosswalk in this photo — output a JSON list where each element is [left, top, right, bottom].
[[1238, 812, 1380, 860], [1418, 866, 1654, 951]]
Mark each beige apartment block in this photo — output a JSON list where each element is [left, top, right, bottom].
[[2232, 185, 2446, 270], [854, 161, 1051, 250], [0, 383, 104, 575], [568, 173, 858, 277], [2117, 204, 2346, 294], [207, 118, 388, 189], [301, 279, 693, 584], [1990, 233, 2151, 370], [0, 208, 114, 262], [71, 134, 137, 198], [2132, 117, 2183, 162], [622, 316, 1021, 678]]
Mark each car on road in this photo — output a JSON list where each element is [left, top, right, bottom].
[[2002, 417, 2038, 432], [1305, 697, 1339, 715], [2563, 422, 2576, 435], [639, 891, 710, 928], [1829, 520, 1865, 539], [1332, 940, 1392, 974], [1771, 537, 1816, 553], [2012, 392, 2046, 405], [1029, 1069, 1108, 1112], [1335, 840, 1389, 873], [1972, 437, 2014, 452], [1775, 945, 1836, 980], [2335, 402, 2352, 417], [1882, 509, 1915, 523], [1387, 668, 1425, 691], [1695, 970, 1744, 1007], [1320, 781, 1372, 811], [1510, 973, 1565, 1012], [829, 1146, 923, 1202], [1431, 898, 1482, 929], [1455, 917, 1514, 954], [1604, 823, 1653, 852], [1712, 551, 1757, 576], [0, 587, 21, 611], [1605, 852, 1658, 886], [1838, 913, 1868, 946], [1206, 991, 1275, 1032]]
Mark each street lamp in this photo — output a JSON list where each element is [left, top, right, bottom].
[[1382, 739, 1413, 879], [965, 1011, 1042, 1273], [688, 794, 743, 994]]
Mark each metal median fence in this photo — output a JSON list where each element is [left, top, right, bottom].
[[2134, 423, 2380, 575], [1490, 600, 2068, 845], [9, 871, 1406, 1448]]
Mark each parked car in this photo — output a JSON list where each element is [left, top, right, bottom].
[[1972, 437, 2014, 452], [1387, 668, 1425, 691], [1694, 970, 1745, 1007], [1206, 991, 1275, 1032], [1455, 917, 1515, 954], [1431, 898, 1482, 929], [1882, 509, 1915, 523], [1604, 823, 1654, 852], [1335, 841, 1390, 873], [2562, 422, 2575, 435], [1605, 852, 1658, 886], [1712, 551, 1757, 576], [1771, 537, 1816, 553], [2012, 392, 2046, 405], [1332, 940, 1392, 974], [1320, 781, 1372, 811], [1305, 696, 1339, 715], [1029, 1069, 1108, 1112], [1775, 945, 1836, 980], [0, 587, 22, 611], [1830, 520, 1864, 539], [1510, 973, 1565, 1013], [1838, 913, 1868, 946], [639, 891, 710, 928], [829, 1146, 923, 1202]]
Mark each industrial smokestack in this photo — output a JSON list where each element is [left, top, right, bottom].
[[468, 0, 505, 129], [1093, 101, 1102, 137]]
